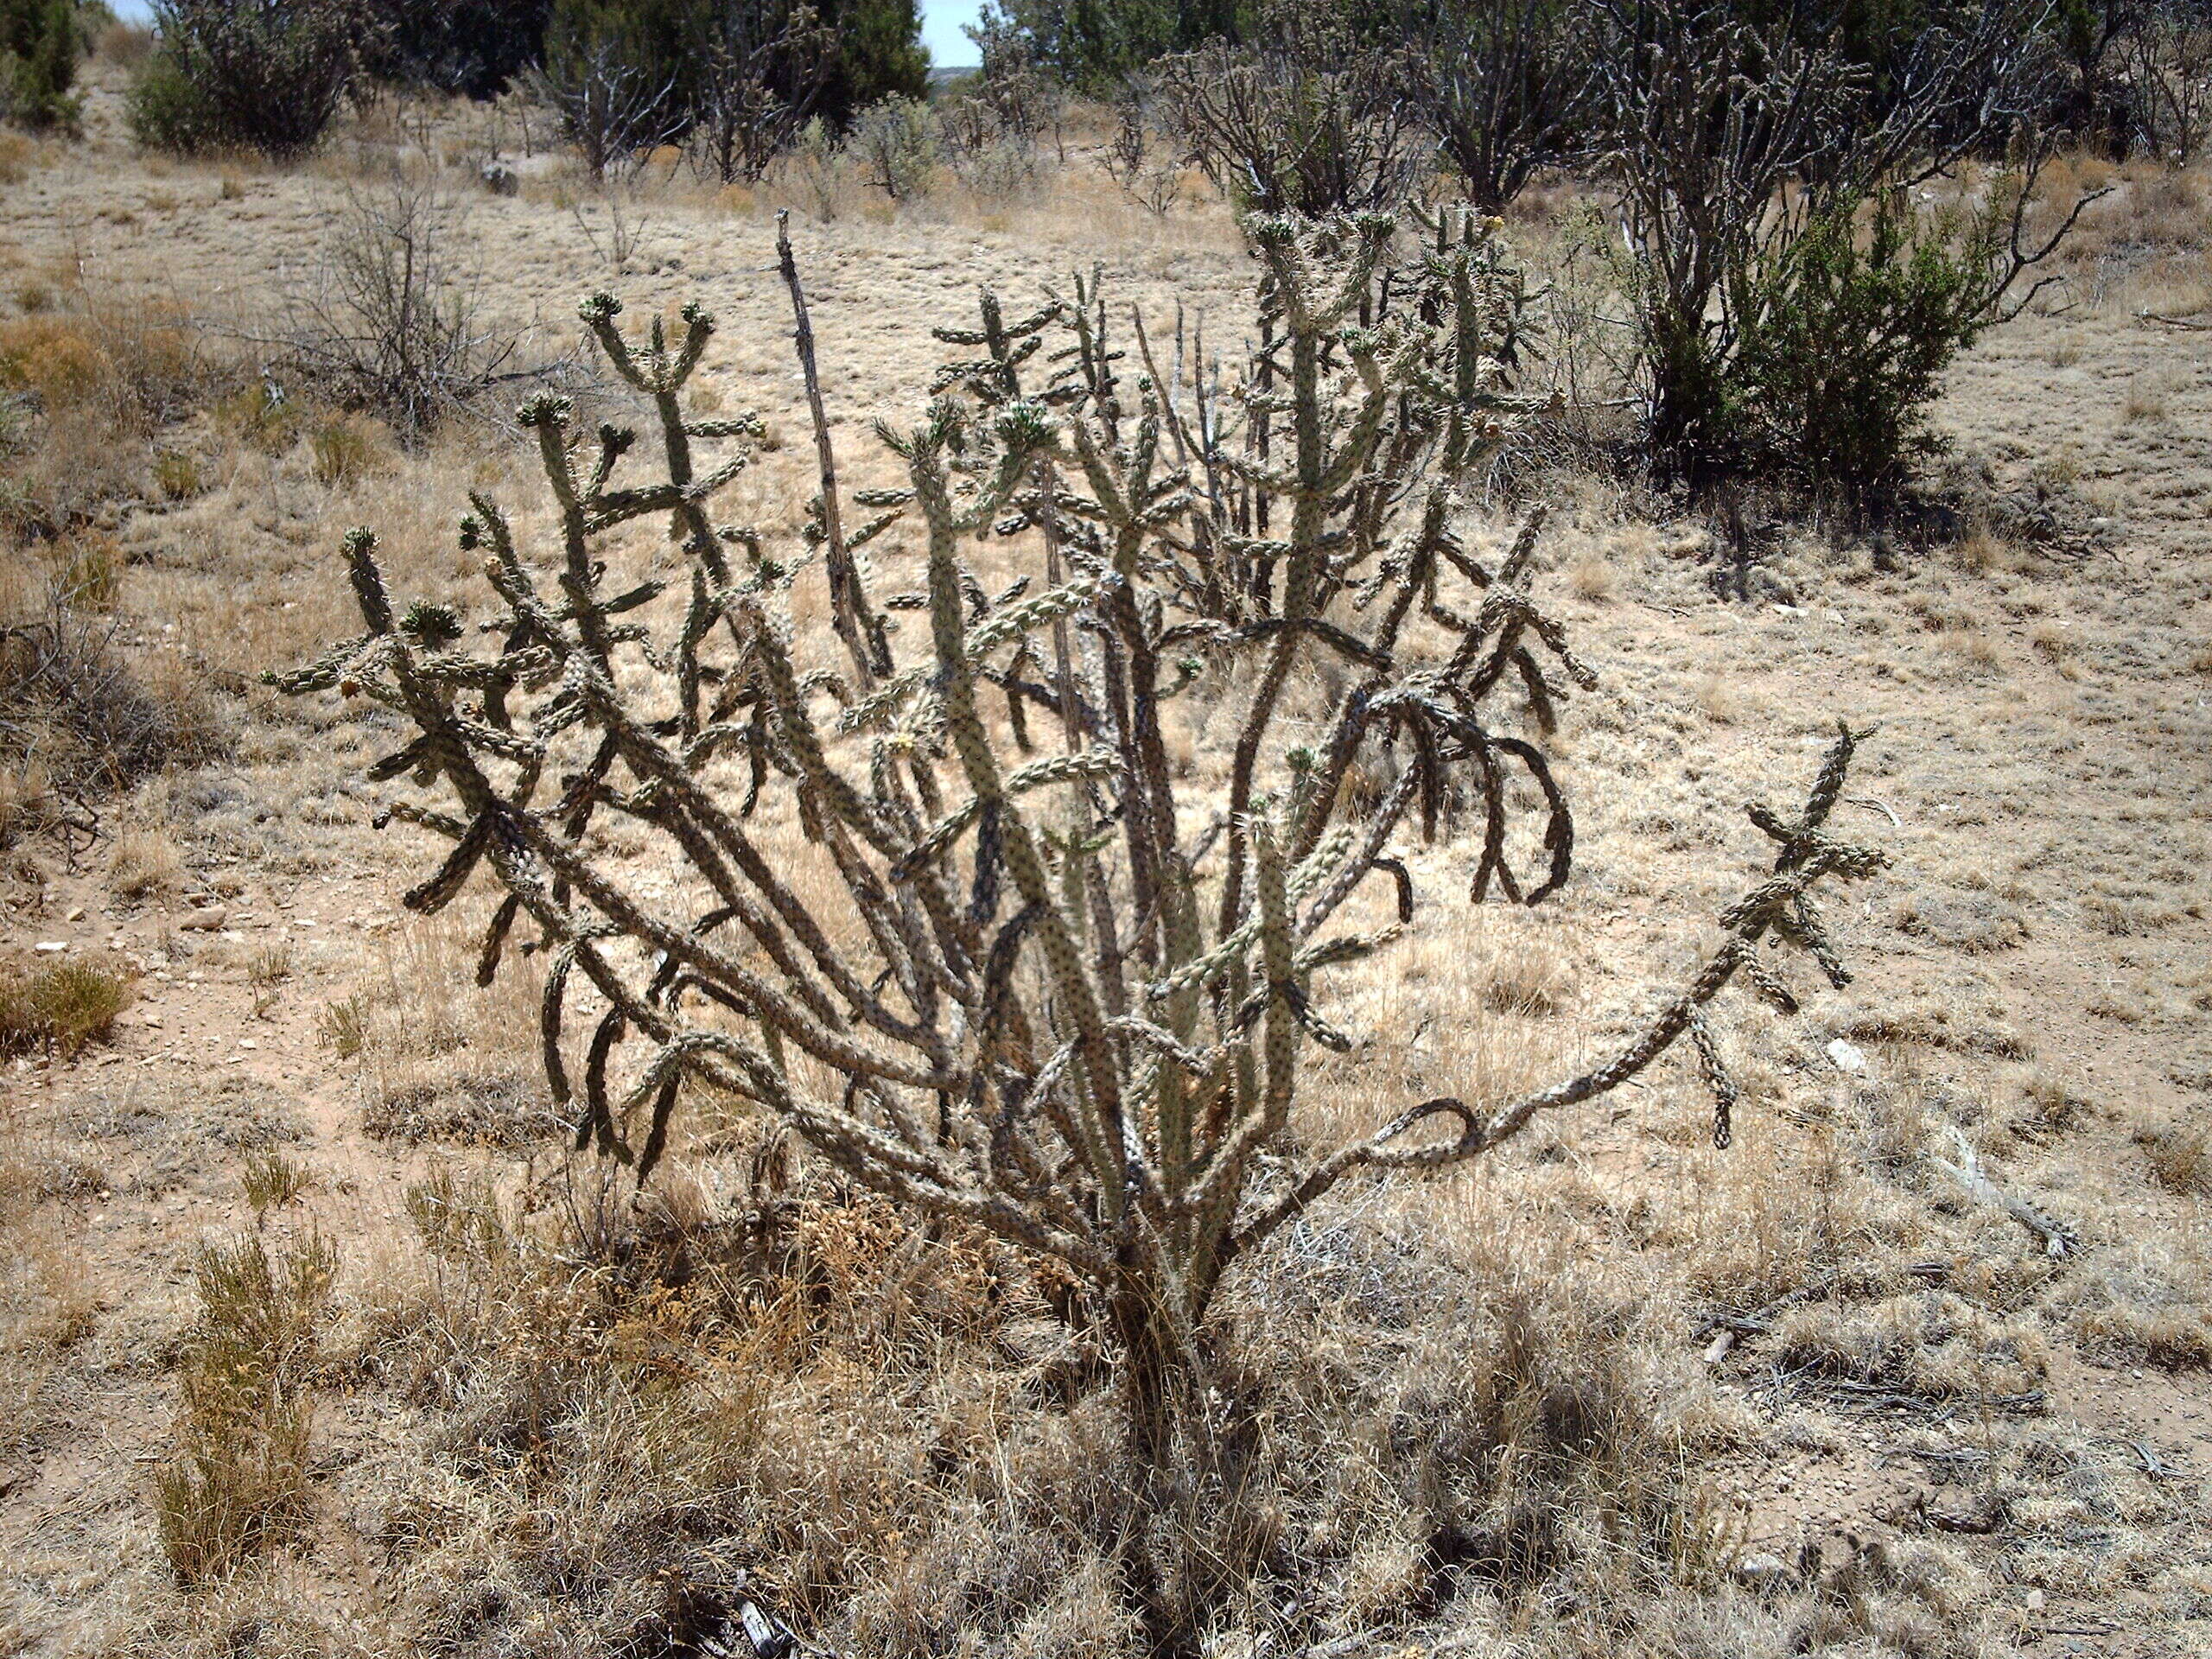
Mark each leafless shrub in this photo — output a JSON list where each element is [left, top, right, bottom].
[[686, 0, 835, 186], [1407, 0, 1599, 209], [1103, 87, 1185, 217], [1154, 13, 1431, 217], [267, 173, 523, 440], [533, 28, 683, 181], [2120, 0, 2212, 162], [278, 209, 1887, 1647], [939, 90, 1045, 199], [0, 582, 221, 855]]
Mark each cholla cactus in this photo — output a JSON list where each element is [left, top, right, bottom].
[[274, 213, 1885, 1485]]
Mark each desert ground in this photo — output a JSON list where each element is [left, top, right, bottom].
[[1, 48, 2209, 1659]]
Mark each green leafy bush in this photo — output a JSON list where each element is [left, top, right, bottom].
[[0, 0, 81, 131], [849, 91, 936, 197], [1728, 187, 2016, 513], [129, 0, 367, 160]]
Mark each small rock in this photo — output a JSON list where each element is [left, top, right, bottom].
[[34, 941, 67, 953], [1826, 1038, 1867, 1075], [66, 906, 85, 922], [179, 908, 228, 931], [1734, 1552, 1790, 1591], [2024, 1588, 2046, 1613]]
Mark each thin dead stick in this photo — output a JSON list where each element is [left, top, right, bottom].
[[776, 209, 882, 686], [2138, 310, 2212, 330]]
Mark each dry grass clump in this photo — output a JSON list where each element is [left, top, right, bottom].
[[1951, 517, 2018, 576], [305, 410, 391, 487], [1473, 925, 1580, 1015], [0, 577, 224, 847], [363, 1065, 563, 1147], [240, 1148, 312, 1220], [1564, 548, 1617, 601], [2136, 1116, 2211, 1196], [0, 957, 132, 1057], [155, 1230, 337, 1586], [337, 1140, 1745, 1658], [106, 823, 186, 900], [1771, 1290, 2049, 1400], [2061, 1252, 2212, 1372], [0, 296, 215, 432]]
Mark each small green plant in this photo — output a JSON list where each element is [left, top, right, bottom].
[[0, 958, 131, 1056], [154, 1230, 335, 1584], [307, 415, 374, 486], [316, 991, 367, 1058], [241, 1148, 311, 1219], [1727, 187, 2038, 517], [152, 448, 203, 500], [850, 92, 937, 199], [246, 938, 294, 989]]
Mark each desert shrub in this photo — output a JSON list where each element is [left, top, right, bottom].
[[958, 10, 1064, 150], [278, 208, 1889, 1647], [684, 0, 834, 184], [1727, 186, 2044, 514], [1405, 0, 1596, 210], [0, 300, 209, 437], [1595, 0, 2087, 501], [939, 93, 1041, 198], [92, 13, 156, 72], [154, 1231, 335, 1585], [0, 958, 132, 1056], [130, 0, 369, 160], [370, 0, 555, 99], [266, 175, 519, 440], [780, 112, 844, 218], [0, 0, 81, 131], [1156, 12, 1430, 216], [974, 0, 1216, 92], [849, 91, 936, 197], [1103, 86, 1185, 214], [0, 585, 222, 847], [0, 314, 111, 411], [810, 0, 927, 120], [537, 0, 690, 178], [2120, 0, 2212, 162]]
